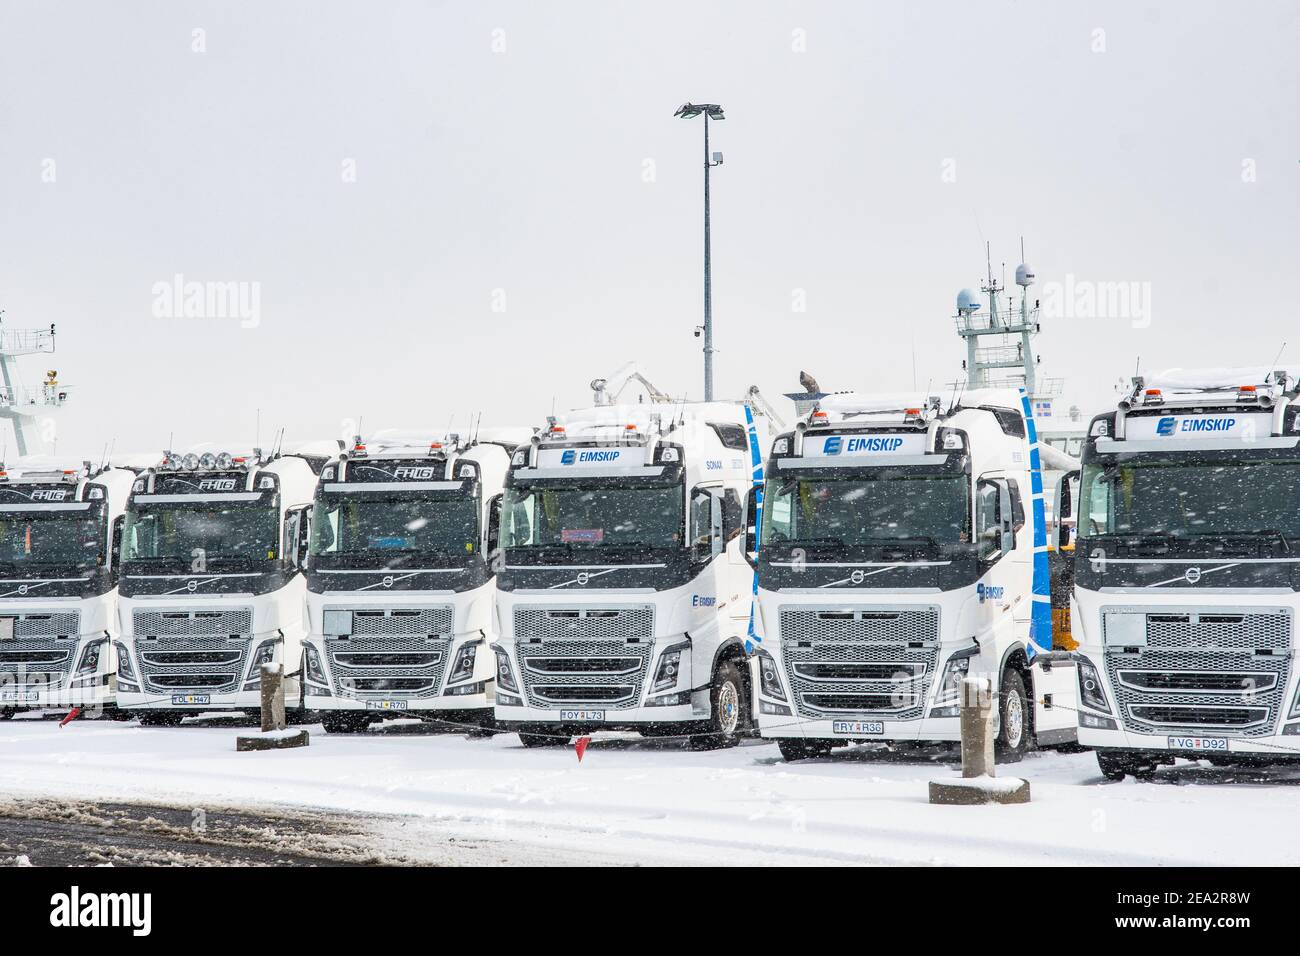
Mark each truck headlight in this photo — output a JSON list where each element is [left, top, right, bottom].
[[1077, 657, 1111, 714], [493, 646, 519, 693], [754, 648, 786, 701], [447, 640, 481, 684], [76, 638, 108, 675], [929, 646, 979, 717], [651, 640, 691, 693], [114, 641, 138, 689], [245, 640, 278, 683], [304, 644, 329, 689]]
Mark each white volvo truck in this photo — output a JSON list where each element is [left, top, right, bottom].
[[302, 430, 519, 733], [493, 371, 773, 748], [0, 459, 136, 717], [1068, 369, 1300, 777], [746, 389, 1078, 761], [115, 443, 334, 724]]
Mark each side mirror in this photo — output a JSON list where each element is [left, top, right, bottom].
[[485, 494, 503, 565], [743, 485, 760, 570], [109, 514, 126, 582], [1052, 470, 1079, 550], [296, 505, 312, 569], [999, 482, 1016, 553]]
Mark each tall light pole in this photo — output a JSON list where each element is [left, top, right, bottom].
[[674, 102, 725, 401]]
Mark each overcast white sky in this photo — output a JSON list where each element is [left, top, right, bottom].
[[1, 0, 1297, 460]]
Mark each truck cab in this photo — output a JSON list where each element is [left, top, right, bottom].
[[115, 444, 333, 723], [301, 431, 516, 733], [1070, 369, 1300, 778], [0, 459, 136, 716], [748, 389, 1077, 761], [492, 399, 769, 748]]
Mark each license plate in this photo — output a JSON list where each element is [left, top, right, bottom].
[[171, 694, 210, 706], [0, 690, 38, 703], [365, 700, 408, 711], [560, 709, 605, 721], [0, 618, 12, 640], [1168, 735, 1228, 752], [832, 720, 884, 735]]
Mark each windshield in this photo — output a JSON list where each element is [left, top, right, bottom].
[[760, 473, 970, 550], [502, 484, 684, 549], [310, 493, 479, 557], [1080, 458, 1300, 539], [0, 508, 104, 570], [123, 500, 278, 566]]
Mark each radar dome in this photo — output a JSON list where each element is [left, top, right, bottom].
[[1015, 263, 1035, 287], [956, 288, 981, 313]]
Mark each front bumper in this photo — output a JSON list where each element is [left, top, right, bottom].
[[0, 677, 114, 710], [303, 629, 494, 713], [1078, 722, 1300, 756], [754, 710, 962, 742], [115, 687, 276, 711], [493, 693, 704, 729]]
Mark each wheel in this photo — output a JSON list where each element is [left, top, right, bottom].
[[137, 710, 183, 727], [1097, 750, 1159, 781], [321, 711, 370, 734], [688, 660, 746, 751], [777, 738, 833, 761], [0, 707, 14, 721], [518, 730, 568, 747], [994, 668, 1030, 763]]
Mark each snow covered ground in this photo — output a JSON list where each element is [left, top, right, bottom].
[[3, 715, 1299, 866]]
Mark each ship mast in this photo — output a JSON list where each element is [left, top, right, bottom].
[[0, 311, 68, 457]]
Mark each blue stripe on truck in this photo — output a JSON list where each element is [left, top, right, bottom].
[[1018, 387, 1053, 658], [743, 403, 765, 652]]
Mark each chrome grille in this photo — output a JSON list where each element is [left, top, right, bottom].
[[0, 611, 83, 690], [135, 636, 251, 694], [132, 607, 254, 694], [346, 607, 453, 637], [133, 608, 252, 638], [1140, 611, 1290, 652], [1103, 608, 1293, 738], [5, 612, 81, 639], [325, 634, 450, 699], [513, 606, 654, 710], [779, 605, 940, 720]]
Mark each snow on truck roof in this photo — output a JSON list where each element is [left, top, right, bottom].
[[1141, 367, 1298, 395], [813, 388, 1024, 424], [553, 401, 752, 438]]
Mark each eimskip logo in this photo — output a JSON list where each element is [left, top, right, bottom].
[[49, 885, 151, 937]]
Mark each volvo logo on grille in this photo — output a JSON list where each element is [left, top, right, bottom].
[[186, 579, 198, 592], [1184, 567, 1202, 585], [850, 570, 865, 584], [576, 572, 590, 586], [382, 576, 394, 588]]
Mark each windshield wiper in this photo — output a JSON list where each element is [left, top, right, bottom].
[[781, 536, 847, 549], [1249, 529, 1293, 555]]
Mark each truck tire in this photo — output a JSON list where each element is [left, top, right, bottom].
[[518, 730, 568, 748], [321, 711, 370, 734], [777, 738, 833, 761], [1097, 750, 1160, 781], [688, 660, 745, 751], [994, 668, 1029, 763]]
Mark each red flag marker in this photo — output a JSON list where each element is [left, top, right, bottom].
[[574, 736, 591, 762], [58, 707, 81, 727]]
